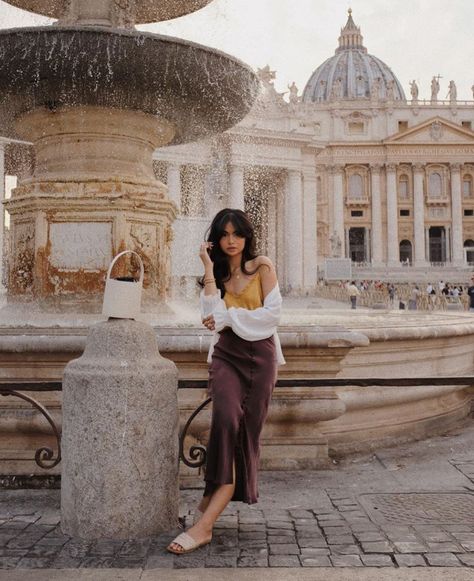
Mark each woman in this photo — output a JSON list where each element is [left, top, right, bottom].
[[167, 208, 285, 554]]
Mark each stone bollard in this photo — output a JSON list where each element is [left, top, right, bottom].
[[61, 319, 179, 539]]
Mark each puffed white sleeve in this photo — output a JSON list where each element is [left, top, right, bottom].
[[199, 289, 231, 332], [199, 289, 222, 318]]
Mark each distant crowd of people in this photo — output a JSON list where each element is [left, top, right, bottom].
[[331, 277, 474, 311]]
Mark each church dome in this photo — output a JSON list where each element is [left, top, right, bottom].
[[302, 10, 406, 103]]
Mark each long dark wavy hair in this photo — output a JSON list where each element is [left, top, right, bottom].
[[198, 208, 259, 297]]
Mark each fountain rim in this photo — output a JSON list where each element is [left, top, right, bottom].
[[0, 24, 259, 79], [2, 0, 214, 25]]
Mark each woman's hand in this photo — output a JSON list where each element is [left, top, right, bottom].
[[199, 242, 214, 267], [202, 314, 215, 331]]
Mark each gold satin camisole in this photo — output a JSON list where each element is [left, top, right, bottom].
[[223, 270, 264, 310]]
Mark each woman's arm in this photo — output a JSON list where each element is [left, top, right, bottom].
[[199, 242, 217, 296]]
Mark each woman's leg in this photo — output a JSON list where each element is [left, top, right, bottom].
[[168, 462, 236, 552], [197, 495, 211, 514]]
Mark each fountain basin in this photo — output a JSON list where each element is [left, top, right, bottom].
[[0, 26, 260, 145], [4, 0, 214, 24], [0, 309, 473, 479]]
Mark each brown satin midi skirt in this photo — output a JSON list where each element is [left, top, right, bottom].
[[204, 328, 277, 505]]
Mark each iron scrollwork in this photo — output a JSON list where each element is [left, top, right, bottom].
[[179, 396, 211, 469], [0, 389, 61, 469]]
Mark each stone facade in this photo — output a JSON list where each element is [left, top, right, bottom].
[[154, 11, 474, 294]]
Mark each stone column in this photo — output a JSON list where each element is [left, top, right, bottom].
[[385, 164, 399, 266], [425, 227, 430, 263], [166, 163, 181, 209], [413, 164, 426, 266], [229, 165, 245, 210], [365, 228, 371, 263], [370, 164, 383, 266], [332, 165, 345, 258], [450, 163, 464, 266], [0, 143, 5, 289], [302, 166, 318, 289], [286, 169, 304, 292]]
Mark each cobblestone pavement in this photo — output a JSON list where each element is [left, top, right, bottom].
[[2, 495, 474, 570], [2, 421, 474, 571]]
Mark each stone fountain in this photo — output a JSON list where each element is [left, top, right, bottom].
[[0, 0, 259, 308], [0, 0, 261, 538]]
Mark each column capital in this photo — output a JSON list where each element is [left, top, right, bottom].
[[450, 162, 462, 172], [288, 168, 302, 178], [413, 163, 425, 172], [385, 163, 397, 172], [328, 164, 344, 175], [370, 163, 383, 173]]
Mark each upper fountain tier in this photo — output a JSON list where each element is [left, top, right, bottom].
[[3, 0, 214, 26], [0, 26, 259, 145]]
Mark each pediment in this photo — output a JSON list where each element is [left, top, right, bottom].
[[385, 117, 474, 144]]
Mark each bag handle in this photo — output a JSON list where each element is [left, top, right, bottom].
[[106, 251, 144, 283]]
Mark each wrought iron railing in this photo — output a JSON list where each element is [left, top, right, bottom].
[[0, 381, 62, 470], [1, 376, 473, 472]]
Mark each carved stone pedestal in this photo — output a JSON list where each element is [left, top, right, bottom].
[[5, 107, 177, 307]]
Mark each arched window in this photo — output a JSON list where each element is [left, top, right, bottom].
[[399, 239, 412, 263], [349, 174, 364, 198], [464, 240, 474, 264], [463, 175, 473, 198], [398, 174, 409, 199], [429, 172, 442, 197]]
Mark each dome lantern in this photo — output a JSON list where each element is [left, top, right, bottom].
[[336, 8, 367, 53]]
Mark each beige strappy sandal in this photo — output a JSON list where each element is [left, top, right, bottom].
[[166, 531, 211, 555]]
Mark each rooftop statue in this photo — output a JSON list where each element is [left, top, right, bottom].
[[410, 80, 419, 103], [447, 80, 457, 104], [331, 78, 343, 101], [370, 77, 381, 101], [431, 75, 440, 103], [386, 79, 395, 101], [256, 65, 286, 106]]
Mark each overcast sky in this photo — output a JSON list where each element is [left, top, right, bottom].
[[1, 0, 474, 100]]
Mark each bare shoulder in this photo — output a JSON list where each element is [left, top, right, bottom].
[[251, 256, 277, 297], [252, 255, 275, 272]]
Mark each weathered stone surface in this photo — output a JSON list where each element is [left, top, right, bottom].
[[394, 553, 426, 567], [424, 553, 462, 566], [61, 319, 179, 539], [330, 554, 363, 566], [361, 554, 394, 566]]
